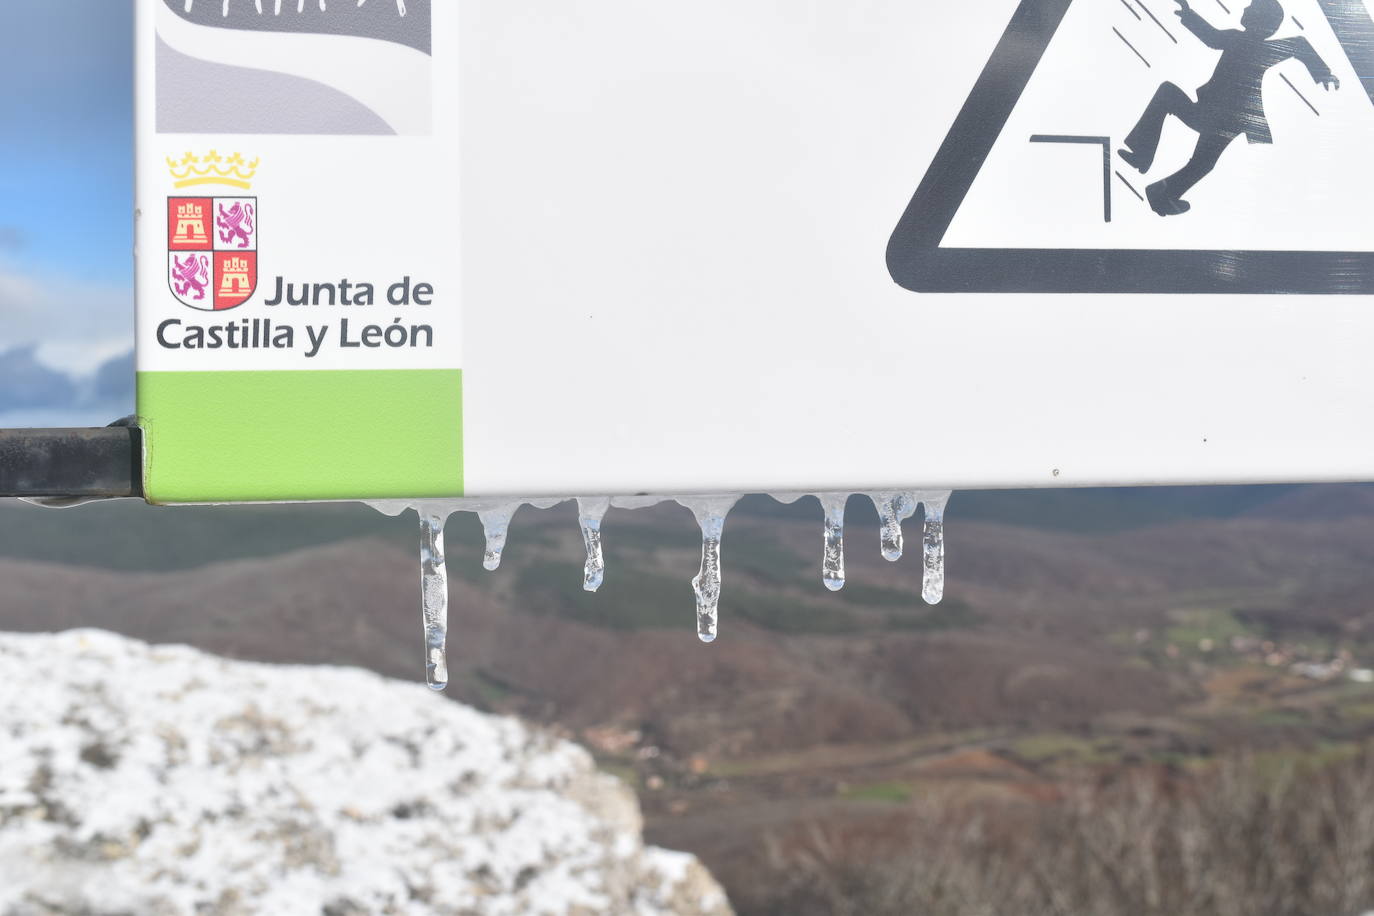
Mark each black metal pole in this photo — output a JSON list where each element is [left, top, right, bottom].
[[0, 426, 143, 500]]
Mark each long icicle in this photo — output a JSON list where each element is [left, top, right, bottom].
[[918, 492, 950, 605], [418, 509, 449, 691], [577, 497, 611, 592], [679, 497, 741, 644], [693, 513, 727, 643], [818, 493, 848, 591]]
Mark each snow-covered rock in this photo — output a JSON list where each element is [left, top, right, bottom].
[[0, 630, 732, 916]]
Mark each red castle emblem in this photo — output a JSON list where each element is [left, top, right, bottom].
[[167, 196, 258, 311]]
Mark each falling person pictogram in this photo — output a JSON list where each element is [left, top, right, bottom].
[[1118, 0, 1339, 216]]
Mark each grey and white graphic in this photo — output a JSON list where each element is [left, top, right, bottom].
[[169, 0, 429, 55], [158, 0, 431, 135], [887, 0, 1374, 295], [1120, 0, 1339, 217]]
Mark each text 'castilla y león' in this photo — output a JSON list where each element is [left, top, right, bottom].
[[157, 275, 439, 358]]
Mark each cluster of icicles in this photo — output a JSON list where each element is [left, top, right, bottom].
[[371, 492, 951, 691]]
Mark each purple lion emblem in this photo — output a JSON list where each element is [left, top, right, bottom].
[[216, 201, 255, 249], [172, 253, 210, 301]]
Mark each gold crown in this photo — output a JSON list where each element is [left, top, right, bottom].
[[166, 150, 259, 189]]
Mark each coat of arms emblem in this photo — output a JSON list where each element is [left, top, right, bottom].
[[167, 196, 258, 311]]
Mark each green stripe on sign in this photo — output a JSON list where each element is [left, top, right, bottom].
[[138, 369, 463, 504]]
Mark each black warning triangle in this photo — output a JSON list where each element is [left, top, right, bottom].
[[886, 0, 1374, 294]]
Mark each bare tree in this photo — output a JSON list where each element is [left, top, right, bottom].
[[763, 749, 1374, 916]]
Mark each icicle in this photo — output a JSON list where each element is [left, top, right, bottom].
[[870, 492, 918, 562], [477, 503, 521, 571], [692, 510, 726, 643], [368, 487, 949, 667], [418, 509, 449, 691], [818, 493, 848, 591], [677, 497, 741, 644], [917, 492, 950, 605], [577, 497, 611, 592]]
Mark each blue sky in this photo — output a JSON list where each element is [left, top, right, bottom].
[[0, 1, 133, 379]]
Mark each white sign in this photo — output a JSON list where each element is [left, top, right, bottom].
[[892, 0, 1374, 293], [135, 0, 1374, 504]]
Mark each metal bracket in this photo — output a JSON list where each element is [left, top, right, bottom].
[[0, 424, 143, 501]]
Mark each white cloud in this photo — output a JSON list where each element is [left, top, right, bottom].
[[0, 261, 132, 376], [36, 338, 135, 379]]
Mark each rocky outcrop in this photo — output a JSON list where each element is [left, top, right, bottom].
[[0, 630, 732, 916]]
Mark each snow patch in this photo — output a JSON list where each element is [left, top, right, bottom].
[[0, 629, 732, 916]]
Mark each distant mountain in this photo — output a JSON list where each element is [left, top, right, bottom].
[[0, 344, 76, 409], [0, 346, 133, 428], [7, 493, 1374, 914], [11, 497, 1374, 756], [1237, 484, 1374, 522], [1, 480, 1366, 581], [736, 485, 1335, 533], [91, 348, 134, 404], [0, 629, 732, 916], [0, 345, 134, 421]]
